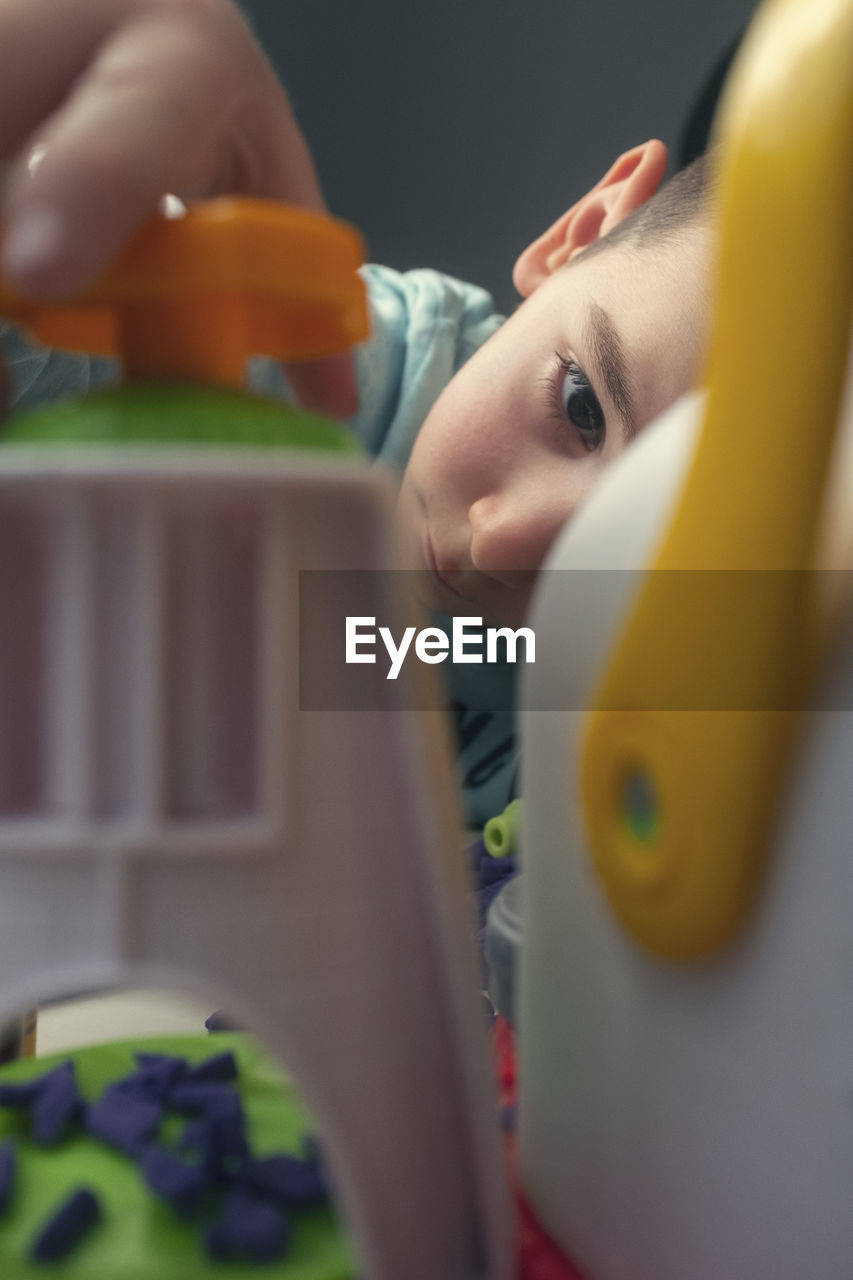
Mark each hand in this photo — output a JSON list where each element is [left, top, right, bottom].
[[0, 0, 357, 416]]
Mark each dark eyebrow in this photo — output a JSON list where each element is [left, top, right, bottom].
[[584, 301, 637, 442]]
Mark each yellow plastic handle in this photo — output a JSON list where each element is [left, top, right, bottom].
[[0, 197, 369, 385], [581, 0, 853, 960]]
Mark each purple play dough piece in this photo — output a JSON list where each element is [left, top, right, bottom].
[[85, 1088, 163, 1157], [0, 1140, 16, 1215], [0, 1079, 42, 1108], [239, 1152, 329, 1207], [141, 1145, 211, 1218], [31, 1061, 83, 1145], [116, 1055, 188, 1102], [134, 1052, 188, 1075], [204, 1187, 291, 1263], [179, 1110, 249, 1181], [0, 1059, 78, 1119], [185, 1051, 238, 1083], [30, 1187, 101, 1261], [0, 1061, 82, 1143], [168, 1081, 243, 1117]]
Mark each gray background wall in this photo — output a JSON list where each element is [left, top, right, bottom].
[[238, 0, 759, 315]]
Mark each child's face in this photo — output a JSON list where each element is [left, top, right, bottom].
[[397, 229, 711, 626]]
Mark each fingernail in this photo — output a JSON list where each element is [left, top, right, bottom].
[[2, 210, 65, 283]]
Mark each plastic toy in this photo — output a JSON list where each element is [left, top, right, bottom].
[[0, 1033, 351, 1276], [0, 198, 513, 1280], [518, 0, 853, 1273], [483, 798, 522, 859], [0, 197, 368, 452], [0, 0, 850, 1273]]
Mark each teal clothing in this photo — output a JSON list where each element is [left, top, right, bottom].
[[0, 264, 518, 829]]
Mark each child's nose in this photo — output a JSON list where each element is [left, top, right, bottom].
[[468, 492, 567, 582]]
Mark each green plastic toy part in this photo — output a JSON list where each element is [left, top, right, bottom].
[[1, 385, 363, 455], [483, 799, 522, 859], [0, 197, 370, 451]]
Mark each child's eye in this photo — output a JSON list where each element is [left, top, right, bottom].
[[559, 358, 605, 451]]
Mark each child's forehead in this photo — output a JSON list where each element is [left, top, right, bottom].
[[543, 234, 711, 413], [579, 210, 712, 280], [559, 228, 712, 324]]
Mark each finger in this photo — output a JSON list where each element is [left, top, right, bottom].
[[0, 0, 137, 156], [285, 353, 359, 421], [0, 0, 357, 417], [1, 2, 325, 296], [0, 353, 9, 426]]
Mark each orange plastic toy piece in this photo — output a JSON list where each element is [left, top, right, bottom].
[[0, 198, 369, 386]]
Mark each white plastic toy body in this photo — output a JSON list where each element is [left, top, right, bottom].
[[518, 388, 853, 1279], [0, 447, 513, 1280]]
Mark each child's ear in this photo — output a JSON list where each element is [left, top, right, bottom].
[[512, 139, 668, 298]]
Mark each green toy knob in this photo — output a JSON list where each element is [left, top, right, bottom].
[[483, 798, 522, 858]]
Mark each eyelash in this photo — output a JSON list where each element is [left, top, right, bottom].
[[546, 350, 606, 453]]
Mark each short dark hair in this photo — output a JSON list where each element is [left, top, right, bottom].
[[575, 150, 716, 265]]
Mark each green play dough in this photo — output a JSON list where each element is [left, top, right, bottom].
[[0, 1033, 355, 1279], [0, 384, 363, 454]]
